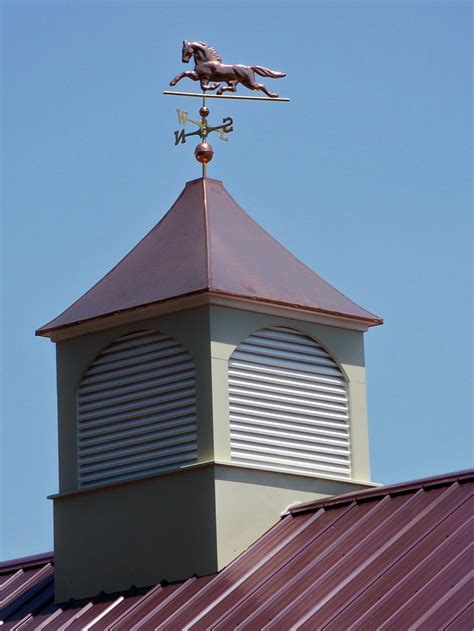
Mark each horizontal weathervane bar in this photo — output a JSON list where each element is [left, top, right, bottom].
[[163, 91, 290, 102]]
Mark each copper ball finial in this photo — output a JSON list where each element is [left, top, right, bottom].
[[199, 106, 210, 118], [194, 142, 214, 164]]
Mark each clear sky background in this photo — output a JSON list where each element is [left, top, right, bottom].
[[1, 1, 472, 560]]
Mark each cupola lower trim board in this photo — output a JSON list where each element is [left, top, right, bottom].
[[39, 179, 381, 602]]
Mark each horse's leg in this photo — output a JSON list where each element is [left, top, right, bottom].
[[200, 79, 220, 92], [170, 71, 199, 86], [241, 70, 278, 98], [216, 81, 239, 95]]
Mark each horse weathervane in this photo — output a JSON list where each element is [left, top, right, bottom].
[[164, 40, 289, 176]]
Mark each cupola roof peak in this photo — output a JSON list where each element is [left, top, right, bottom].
[[37, 178, 382, 337]]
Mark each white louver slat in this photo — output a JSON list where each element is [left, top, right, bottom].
[[229, 326, 351, 479], [77, 330, 197, 487]]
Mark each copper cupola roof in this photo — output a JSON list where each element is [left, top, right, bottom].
[[36, 178, 382, 336]]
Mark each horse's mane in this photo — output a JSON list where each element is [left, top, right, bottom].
[[199, 42, 222, 62]]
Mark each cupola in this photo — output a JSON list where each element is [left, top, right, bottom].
[[37, 176, 382, 602]]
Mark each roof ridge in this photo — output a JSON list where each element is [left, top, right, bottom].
[[0, 551, 54, 574], [203, 177, 211, 290], [288, 468, 474, 515]]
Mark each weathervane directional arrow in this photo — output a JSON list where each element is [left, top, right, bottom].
[[164, 40, 289, 176]]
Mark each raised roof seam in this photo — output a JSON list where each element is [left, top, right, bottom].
[[202, 177, 212, 289], [288, 468, 474, 515]]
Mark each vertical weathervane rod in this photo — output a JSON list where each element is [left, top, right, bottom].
[[201, 92, 206, 179], [167, 40, 289, 177], [201, 92, 207, 179]]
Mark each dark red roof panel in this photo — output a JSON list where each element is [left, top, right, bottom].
[[205, 179, 380, 323], [1, 470, 472, 630], [37, 178, 382, 336], [36, 180, 209, 336]]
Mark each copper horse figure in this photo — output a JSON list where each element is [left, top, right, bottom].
[[170, 41, 285, 98]]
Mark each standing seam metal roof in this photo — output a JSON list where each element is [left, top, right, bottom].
[[1, 469, 472, 629]]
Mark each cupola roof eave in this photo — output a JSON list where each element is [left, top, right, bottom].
[[36, 178, 382, 338]]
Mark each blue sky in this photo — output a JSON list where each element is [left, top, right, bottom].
[[1, 1, 472, 560]]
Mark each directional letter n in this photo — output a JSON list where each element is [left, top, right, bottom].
[[174, 129, 186, 146]]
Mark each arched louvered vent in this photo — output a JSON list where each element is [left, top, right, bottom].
[[229, 326, 351, 479], [77, 330, 197, 488]]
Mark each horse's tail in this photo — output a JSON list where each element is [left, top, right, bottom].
[[252, 66, 286, 79]]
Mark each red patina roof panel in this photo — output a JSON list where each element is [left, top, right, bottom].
[[37, 178, 382, 336], [1, 470, 471, 630]]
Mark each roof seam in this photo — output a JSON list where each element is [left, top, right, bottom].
[[349, 513, 473, 628], [202, 177, 211, 289], [108, 583, 162, 628], [380, 546, 472, 629], [289, 469, 474, 515], [215, 505, 354, 629], [266, 489, 432, 628], [169, 510, 323, 629], [440, 598, 474, 630], [251, 498, 392, 629], [0, 552, 54, 574], [319, 484, 472, 628], [134, 577, 196, 629]]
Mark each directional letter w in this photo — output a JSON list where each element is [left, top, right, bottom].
[[177, 109, 188, 125]]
